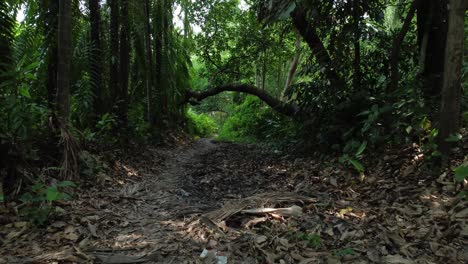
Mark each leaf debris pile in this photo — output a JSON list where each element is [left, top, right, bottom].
[[0, 139, 466, 263]]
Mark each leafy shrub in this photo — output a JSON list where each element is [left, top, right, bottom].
[[19, 180, 76, 225], [186, 109, 218, 137], [218, 96, 297, 142]]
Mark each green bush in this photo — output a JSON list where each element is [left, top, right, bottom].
[[186, 109, 218, 137], [218, 96, 297, 142]]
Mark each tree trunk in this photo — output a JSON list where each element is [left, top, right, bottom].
[[352, 0, 361, 91], [389, 0, 419, 92], [42, 0, 59, 109], [282, 35, 301, 98], [154, 0, 164, 128], [56, 0, 72, 122], [144, 0, 155, 125], [437, 0, 467, 158], [88, 0, 103, 119], [109, 0, 120, 110], [118, 0, 130, 126], [417, 0, 448, 99], [261, 50, 267, 90], [290, 6, 344, 90]]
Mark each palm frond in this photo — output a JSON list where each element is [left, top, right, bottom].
[[0, 1, 15, 74]]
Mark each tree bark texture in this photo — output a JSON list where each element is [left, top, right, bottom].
[[118, 0, 130, 126], [417, 0, 448, 99], [144, 0, 155, 125], [437, 0, 467, 157], [56, 0, 72, 122], [109, 0, 120, 106], [88, 0, 104, 117]]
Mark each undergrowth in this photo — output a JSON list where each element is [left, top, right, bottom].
[[218, 96, 297, 143], [186, 109, 218, 138]]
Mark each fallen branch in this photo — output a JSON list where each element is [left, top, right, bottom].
[[241, 205, 303, 217]]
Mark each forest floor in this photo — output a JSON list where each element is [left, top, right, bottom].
[[0, 138, 467, 263]]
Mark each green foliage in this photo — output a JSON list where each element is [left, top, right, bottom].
[[454, 164, 468, 182], [413, 117, 441, 158], [454, 163, 468, 200], [339, 141, 367, 173], [79, 151, 104, 178], [19, 180, 76, 225], [294, 232, 322, 248], [186, 109, 218, 137], [218, 96, 297, 143], [333, 248, 356, 257]]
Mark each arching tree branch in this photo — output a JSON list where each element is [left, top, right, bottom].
[[184, 84, 301, 117]]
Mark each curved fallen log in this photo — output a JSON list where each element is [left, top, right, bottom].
[[184, 83, 301, 117]]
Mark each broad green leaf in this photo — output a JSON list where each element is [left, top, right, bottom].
[[57, 180, 76, 188], [445, 133, 462, 142], [46, 186, 59, 201], [19, 87, 31, 98], [420, 117, 431, 130], [58, 193, 72, 200], [355, 141, 367, 156], [405, 126, 412, 134], [454, 165, 468, 182], [349, 159, 364, 172]]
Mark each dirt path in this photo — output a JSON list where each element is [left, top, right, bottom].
[[1, 139, 466, 263], [88, 139, 223, 263]]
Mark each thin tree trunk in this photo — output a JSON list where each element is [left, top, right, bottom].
[[290, 7, 344, 90], [109, 0, 120, 108], [56, 0, 72, 122], [438, 0, 467, 158], [154, 0, 164, 128], [282, 35, 301, 98], [118, 0, 130, 126], [144, 0, 155, 125], [42, 0, 59, 109], [261, 51, 266, 90], [352, 0, 361, 91], [88, 0, 103, 119], [389, 0, 419, 92]]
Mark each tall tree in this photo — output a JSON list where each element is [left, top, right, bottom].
[[417, 0, 448, 100], [109, 0, 120, 113], [437, 0, 467, 158], [118, 0, 130, 126], [144, 0, 155, 125], [352, 0, 361, 91], [56, 0, 72, 122], [41, 0, 59, 108], [88, 0, 104, 118]]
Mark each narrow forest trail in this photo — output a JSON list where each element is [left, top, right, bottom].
[[1, 140, 466, 263]]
